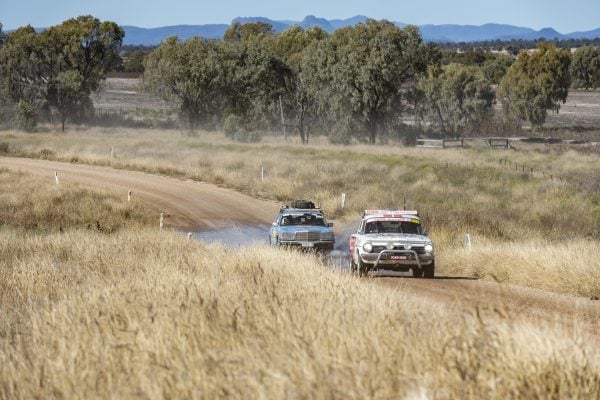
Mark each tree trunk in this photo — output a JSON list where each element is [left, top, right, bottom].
[[298, 108, 306, 144], [368, 119, 377, 144]]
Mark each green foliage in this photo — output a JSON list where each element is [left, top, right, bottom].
[[122, 50, 147, 72], [223, 114, 243, 137], [443, 49, 488, 66], [272, 26, 328, 144], [48, 70, 86, 131], [481, 54, 514, 84], [13, 100, 37, 131], [498, 43, 571, 128], [224, 22, 274, 43], [0, 22, 5, 47], [144, 37, 288, 130], [570, 46, 600, 89], [416, 64, 494, 136], [0, 16, 124, 129], [304, 20, 438, 144]]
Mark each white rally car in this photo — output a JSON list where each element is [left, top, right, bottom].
[[349, 210, 435, 278]]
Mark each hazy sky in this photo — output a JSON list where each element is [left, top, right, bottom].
[[2, 0, 599, 32]]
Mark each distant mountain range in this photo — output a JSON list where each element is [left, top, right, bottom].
[[46, 15, 600, 45]]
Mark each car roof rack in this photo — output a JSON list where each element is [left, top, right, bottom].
[[362, 210, 419, 218]]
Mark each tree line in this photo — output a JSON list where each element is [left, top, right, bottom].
[[1, 17, 600, 141]]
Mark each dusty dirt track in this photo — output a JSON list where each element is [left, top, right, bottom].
[[0, 156, 280, 229], [1, 156, 598, 334]]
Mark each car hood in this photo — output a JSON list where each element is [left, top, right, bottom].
[[279, 226, 333, 233], [363, 233, 430, 244]]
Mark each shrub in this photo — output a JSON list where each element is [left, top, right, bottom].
[[13, 100, 37, 132], [232, 129, 262, 143], [223, 114, 243, 138]]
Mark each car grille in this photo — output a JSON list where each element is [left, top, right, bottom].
[[296, 231, 321, 241], [372, 245, 426, 254], [320, 232, 334, 241]]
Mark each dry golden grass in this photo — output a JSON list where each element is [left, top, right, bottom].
[[1, 128, 599, 297], [1, 229, 598, 399], [0, 167, 154, 232], [439, 239, 600, 297], [0, 169, 598, 399]]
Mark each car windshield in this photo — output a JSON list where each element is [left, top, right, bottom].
[[281, 213, 325, 226], [364, 221, 421, 235]]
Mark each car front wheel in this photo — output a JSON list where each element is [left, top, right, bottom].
[[412, 267, 424, 278], [357, 256, 369, 277], [423, 262, 435, 279]]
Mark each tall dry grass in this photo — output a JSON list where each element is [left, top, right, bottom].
[[1, 229, 598, 399], [1, 129, 597, 239], [1, 129, 599, 296], [0, 167, 153, 232], [0, 166, 598, 398]]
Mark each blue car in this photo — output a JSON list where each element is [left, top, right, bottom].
[[269, 200, 334, 251]]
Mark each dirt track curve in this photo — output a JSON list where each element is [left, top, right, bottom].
[[0, 156, 280, 229], [1, 156, 598, 334]]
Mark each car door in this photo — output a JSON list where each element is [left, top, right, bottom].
[[270, 214, 281, 244]]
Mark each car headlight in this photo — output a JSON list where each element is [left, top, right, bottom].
[[386, 242, 394, 250], [280, 232, 294, 240], [363, 242, 373, 253], [425, 244, 434, 253], [405, 244, 412, 250]]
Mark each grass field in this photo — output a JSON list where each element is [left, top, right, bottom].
[[0, 169, 598, 399], [1, 128, 599, 297]]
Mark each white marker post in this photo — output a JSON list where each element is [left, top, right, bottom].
[[110, 146, 114, 159], [341, 193, 346, 209], [464, 234, 472, 251], [159, 213, 164, 230], [260, 165, 265, 183], [54, 171, 59, 185], [127, 190, 132, 202], [187, 232, 193, 240]]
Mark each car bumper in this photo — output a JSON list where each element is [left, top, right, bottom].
[[279, 240, 335, 250], [360, 250, 434, 269]]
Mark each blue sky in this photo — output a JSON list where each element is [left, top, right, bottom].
[[2, 0, 599, 32]]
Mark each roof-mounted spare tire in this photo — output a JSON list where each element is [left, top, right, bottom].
[[291, 200, 315, 209]]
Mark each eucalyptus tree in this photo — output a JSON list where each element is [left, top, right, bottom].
[[272, 25, 328, 143], [416, 63, 494, 136], [144, 36, 288, 129], [498, 43, 571, 128], [570, 46, 600, 89], [306, 20, 435, 143], [0, 16, 123, 130]]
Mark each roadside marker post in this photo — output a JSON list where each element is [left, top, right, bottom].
[[187, 232, 193, 240], [160, 213, 164, 230], [127, 190, 132, 202], [341, 193, 346, 209], [464, 234, 472, 251], [55, 171, 59, 185], [110, 146, 114, 159], [261, 165, 265, 183]]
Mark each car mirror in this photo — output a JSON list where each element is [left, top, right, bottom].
[[272, 222, 278, 226], [327, 222, 334, 227]]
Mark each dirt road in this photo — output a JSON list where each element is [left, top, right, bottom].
[[1, 156, 598, 334], [0, 156, 279, 229]]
